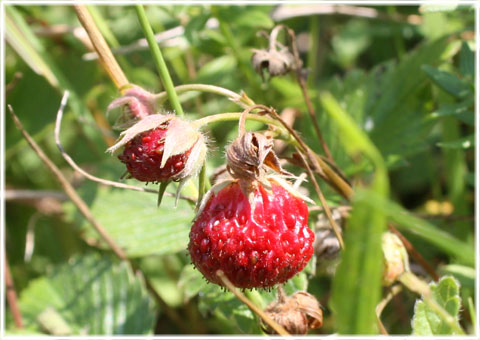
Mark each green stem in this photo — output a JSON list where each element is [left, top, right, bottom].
[[196, 163, 207, 210], [155, 84, 256, 108], [193, 112, 295, 144], [135, 5, 184, 116]]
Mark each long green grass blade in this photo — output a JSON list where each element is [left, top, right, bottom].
[[321, 92, 388, 334]]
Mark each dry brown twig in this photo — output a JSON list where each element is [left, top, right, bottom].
[[73, 5, 128, 90], [376, 284, 403, 335], [269, 25, 334, 161], [216, 270, 290, 336], [4, 249, 23, 329]]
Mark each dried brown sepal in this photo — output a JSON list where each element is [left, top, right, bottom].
[[262, 289, 323, 335], [226, 132, 290, 182], [251, 47, 295, 81]]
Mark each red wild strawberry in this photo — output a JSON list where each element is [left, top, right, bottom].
[[108, 114, 206, 183], [189, 178, 313, 288], [189, 116, 314, 288]]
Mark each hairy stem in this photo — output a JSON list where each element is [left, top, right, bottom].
[[155, 83, 256, 109]]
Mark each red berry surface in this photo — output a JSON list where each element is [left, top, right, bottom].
[[118, 127, 192, 182], [189, 181, 314, 288]]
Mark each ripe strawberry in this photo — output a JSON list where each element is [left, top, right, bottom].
[[188, 178, 314, 288], [108, 114, 207, 183]]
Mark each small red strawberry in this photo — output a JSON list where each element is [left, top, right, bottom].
[[189, 178, 313, 288], [108, 114, 207, 184], [189, 111, 314, 288]]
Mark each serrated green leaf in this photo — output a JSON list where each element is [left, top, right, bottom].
[[413, 276, 462, 335], [64, 185, 194, 258], [437, 134, 474, 149], [422, 64, 472, 98], [459, 41, 474, 79], [440, 264, 475, 290], [18, 254, 155, 335]]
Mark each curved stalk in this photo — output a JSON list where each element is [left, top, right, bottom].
[[155, 83, 256, 109]]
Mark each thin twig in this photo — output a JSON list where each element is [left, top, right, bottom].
[[9, 105, 188, 333], [271, 25, 333, 161], [155, 83, 255, 109], [295, 148, 345, 249], [271, 4, 423, 24], [4, 249, 24, 329], [376, 284, 403, 335], [54, 91, 195, 203], [5, 189, 67, 202], [215, 270, 290, 336], [73, 5, 128, 90], [260, 104, 353, 200], [6, 72, 23, 97], [255, 104, 346, 247], [9, 105, 129, 261], [388, 224, 440, 281]]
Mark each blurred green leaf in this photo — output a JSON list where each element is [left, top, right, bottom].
[[430, 99, 474, 125], [233, 10, 274, 29], [355, 190, 475, 266], [437, 134, 474, 149], [459, 41, 474, 79], [413, 276, 462, 335], [5, 6, 88, 118], [321, 93, 388, 334], [196, 55, 237, 86], [18, 254, 154, 335], [331, 19, 371, 68], [440, 264, 475, 290], [64, 185, 194, 258], [422, 65, 472, 98], [419, 4, 460, 13]]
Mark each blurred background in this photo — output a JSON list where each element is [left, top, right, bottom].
[[4, 4, 476, 335]]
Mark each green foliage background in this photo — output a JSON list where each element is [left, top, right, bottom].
[[4, 4, 476, 336]]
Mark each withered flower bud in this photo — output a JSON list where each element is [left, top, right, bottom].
[[263, 289, 323, 335], [382, 232, 410, 286], [251, 47, 295, 80], [314, 208, 345, 260], [107, 85, 158, 129]]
